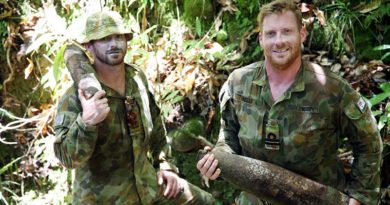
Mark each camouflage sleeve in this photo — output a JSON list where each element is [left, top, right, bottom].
[[214, 81, 242, 154], [137, 69, 178, 173], [341, 90, 383, 205], [53, 89, 99, 169]]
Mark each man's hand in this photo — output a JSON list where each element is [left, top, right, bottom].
[[157, 170, 183, 199], [79, 89, 110, 126], [196, 146, 221, 180], [348, 198, 361, 205]]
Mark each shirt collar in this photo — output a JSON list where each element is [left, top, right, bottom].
[[252, 61, 306, 93]]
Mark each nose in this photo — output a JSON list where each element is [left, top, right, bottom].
[[109, 38, 119, 48], [275, 33, 284, 46]]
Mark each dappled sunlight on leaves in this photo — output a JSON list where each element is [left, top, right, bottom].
[[0, 0, 389, 204]]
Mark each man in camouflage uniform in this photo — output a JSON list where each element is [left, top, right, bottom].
[[54, 10, 214, 205], [197, 1, 383, 205]]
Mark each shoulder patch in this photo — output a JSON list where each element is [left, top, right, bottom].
[[356, 97, 367, 113], [55, 114, 65, 126]]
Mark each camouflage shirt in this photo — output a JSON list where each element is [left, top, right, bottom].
[[215, 61, 383, 205], [54, 65, 177, 205]]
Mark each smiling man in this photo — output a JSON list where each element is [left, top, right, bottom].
[[54, 10, 214, 205], [197, 1, 383, 205]]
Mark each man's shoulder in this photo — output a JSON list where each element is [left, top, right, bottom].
[[303, 61, 349, 85], [57, 86, 80, 112], [125, 63, 141, 72], [229, 61, 263, 83], [231, 61, 262, 74], [60, 86, 77, 101], [125, 63, 148, 82]]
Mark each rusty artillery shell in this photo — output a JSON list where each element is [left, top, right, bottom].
[[199, 150, 349, 205], [64, 43, 101, 99]]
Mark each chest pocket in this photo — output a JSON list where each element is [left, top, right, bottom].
[[295, 105, 321, 131], [233, 93, 265, 154], [288, 105, 334, 149]]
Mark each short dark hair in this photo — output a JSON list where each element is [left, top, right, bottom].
[[257, 0, 302, 32]]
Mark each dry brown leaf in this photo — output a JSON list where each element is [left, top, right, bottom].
[[24, 58, 34, 79], [331, 63, 342, 73], [314, 9, 327, 26], [356, 0, 381, 14], [184, 72, 196, 93], [214, 13, 222, 31], [182, 64, 195, 76], [15, 132, 28, 145], [218, 0, 238, 13], [239, 36, 248, 53]]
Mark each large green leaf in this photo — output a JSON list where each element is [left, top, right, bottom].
[[373, 44, 390, 51], [380, 82, 390, 92], [369, 83, 390, 106], [53, 44, 66, 82], [369, 92, 390, 106]]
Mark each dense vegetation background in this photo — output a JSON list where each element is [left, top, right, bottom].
[[0, 0, 389, 204]]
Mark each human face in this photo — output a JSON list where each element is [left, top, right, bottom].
[[90, 34, 128, 66], [259, 11, 306, 70]]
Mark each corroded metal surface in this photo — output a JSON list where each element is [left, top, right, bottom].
[[64, 43, 101, 98], [200, 150, 349, 205], [170, 129, 213, 152]]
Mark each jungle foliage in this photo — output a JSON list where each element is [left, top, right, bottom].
[[0, 0, 389, 204]]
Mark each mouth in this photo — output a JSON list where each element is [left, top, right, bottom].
[[273, 48, 289, 54], [107, 50, 123, 54]]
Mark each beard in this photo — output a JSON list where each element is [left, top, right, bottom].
[[267, 45, 301, 70], [94, 48, 125, 66]]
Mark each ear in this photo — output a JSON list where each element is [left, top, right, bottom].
[[300, 25, 307, 44], [125, 34, 133, 41], [258, 33, 264, 48], [83, 42, 94, 53]]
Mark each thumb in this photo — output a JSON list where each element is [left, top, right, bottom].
[[157, 171, 164, 185], [78, 89, 87, 104]]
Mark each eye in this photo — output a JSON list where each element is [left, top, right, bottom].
[[283, 29, 292, 34], [102, 36, 112, 41], [265, 31, 275, 37], [113, 34, 126, 41]]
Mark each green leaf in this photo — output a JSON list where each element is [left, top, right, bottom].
[[378, 115, 387, 131], [369, 92, 390, 106], [47, 40, 65, 56], [164, 90, 180, 101], [0, 157, 22, 175], [140, 33, 149, 45], [373, 44, 390, 51], [195, 17, 202, 37], [371, 110, 383, 117], [171, 95, 185, 104], [380, 82, 390, 92], [144, 24, 157, 34], [159, 86, 173, 99], [381, 52, 390, 61], [0, 108, 18, 120], [0, 193, 9, 205], [53, 44, 66, 82]]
